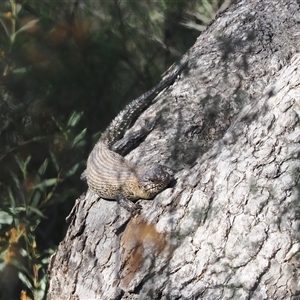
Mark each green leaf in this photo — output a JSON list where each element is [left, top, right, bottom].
[[15, 19, 39, 36], [12, 67, 28, 74], [19, 248, 29, 258], [33, 178, 57, 189], [70, 128, 86, 148], [9, 206, 26, 214], [15, 155, 31, 177], [8, 186, 16, 210], [65, 162, 81, 178], [38, 159, 49, 176], [12, 257, 31, 276], [28, 206, 45, 218], [0, 14, 12, 37], [41, 250, 55, 264], [51, 116, 64, 133], [67, 111, 83, 127], [18, 271, 33, 290], [15, 3, 23, 15], [0, 211, 13, 225], [49, 151, 59, 172], [10, 171, 21, 189], [31, 190, 42, 208], [34, 277, 47, 300], [0, 262, 6, 272], [24, 156, 31, 167]]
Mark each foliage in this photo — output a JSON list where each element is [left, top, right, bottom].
[[0, 0, 234, 298]]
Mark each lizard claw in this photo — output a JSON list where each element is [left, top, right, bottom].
[[134, 203, 142, 213], [117, 196, 142, 214]]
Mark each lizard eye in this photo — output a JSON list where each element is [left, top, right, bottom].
[[148, 176, 159, 183]]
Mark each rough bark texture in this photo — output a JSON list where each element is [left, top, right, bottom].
[[48, 0, 300, 299]]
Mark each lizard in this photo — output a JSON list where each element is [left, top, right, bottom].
[[81, 61, 188, 213]]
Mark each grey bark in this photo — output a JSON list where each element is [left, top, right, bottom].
[[47, 0, 300, 299]]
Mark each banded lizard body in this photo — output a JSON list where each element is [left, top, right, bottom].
[[82, 62, 187, 213]]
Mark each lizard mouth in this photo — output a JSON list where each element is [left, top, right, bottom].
[[142, 180, 171, 196]]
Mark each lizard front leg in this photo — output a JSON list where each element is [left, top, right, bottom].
[[116, 196, 142, 214]]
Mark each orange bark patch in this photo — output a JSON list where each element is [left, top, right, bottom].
[[120, 215, 167, 289]]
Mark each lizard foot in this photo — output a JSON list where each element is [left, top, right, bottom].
[[117, 196, 142, 214]]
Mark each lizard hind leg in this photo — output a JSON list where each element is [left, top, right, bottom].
[[111, 118, 157, 156], [116, 196, 142, 214]]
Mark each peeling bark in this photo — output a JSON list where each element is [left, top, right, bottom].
[[47, 0, 300, 299]]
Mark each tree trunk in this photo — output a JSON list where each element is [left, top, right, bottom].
[[47, 1, 300, 299]]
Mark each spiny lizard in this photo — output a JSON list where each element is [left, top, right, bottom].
[[82, 61, 187, 213]]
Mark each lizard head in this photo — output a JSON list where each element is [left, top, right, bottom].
[[137, 164, 173, 199]]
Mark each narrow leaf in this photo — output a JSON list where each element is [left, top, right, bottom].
[[0, 211, 13, 225], [15, 19, 39, 35], [0, 263, 6, 272], [49, 151, 59, 172], [28, 206, 45, 218], [70, 128, 86, 148], [67, 111, 83, 127], [38, 158, 49, 175], [18, 272, 33, 290], [8, 186, 16, 209], [31, 190, 42, 208], [65, 162, 81, 178], [33, 178, 57, 189], [0, 14, 12, 37]]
